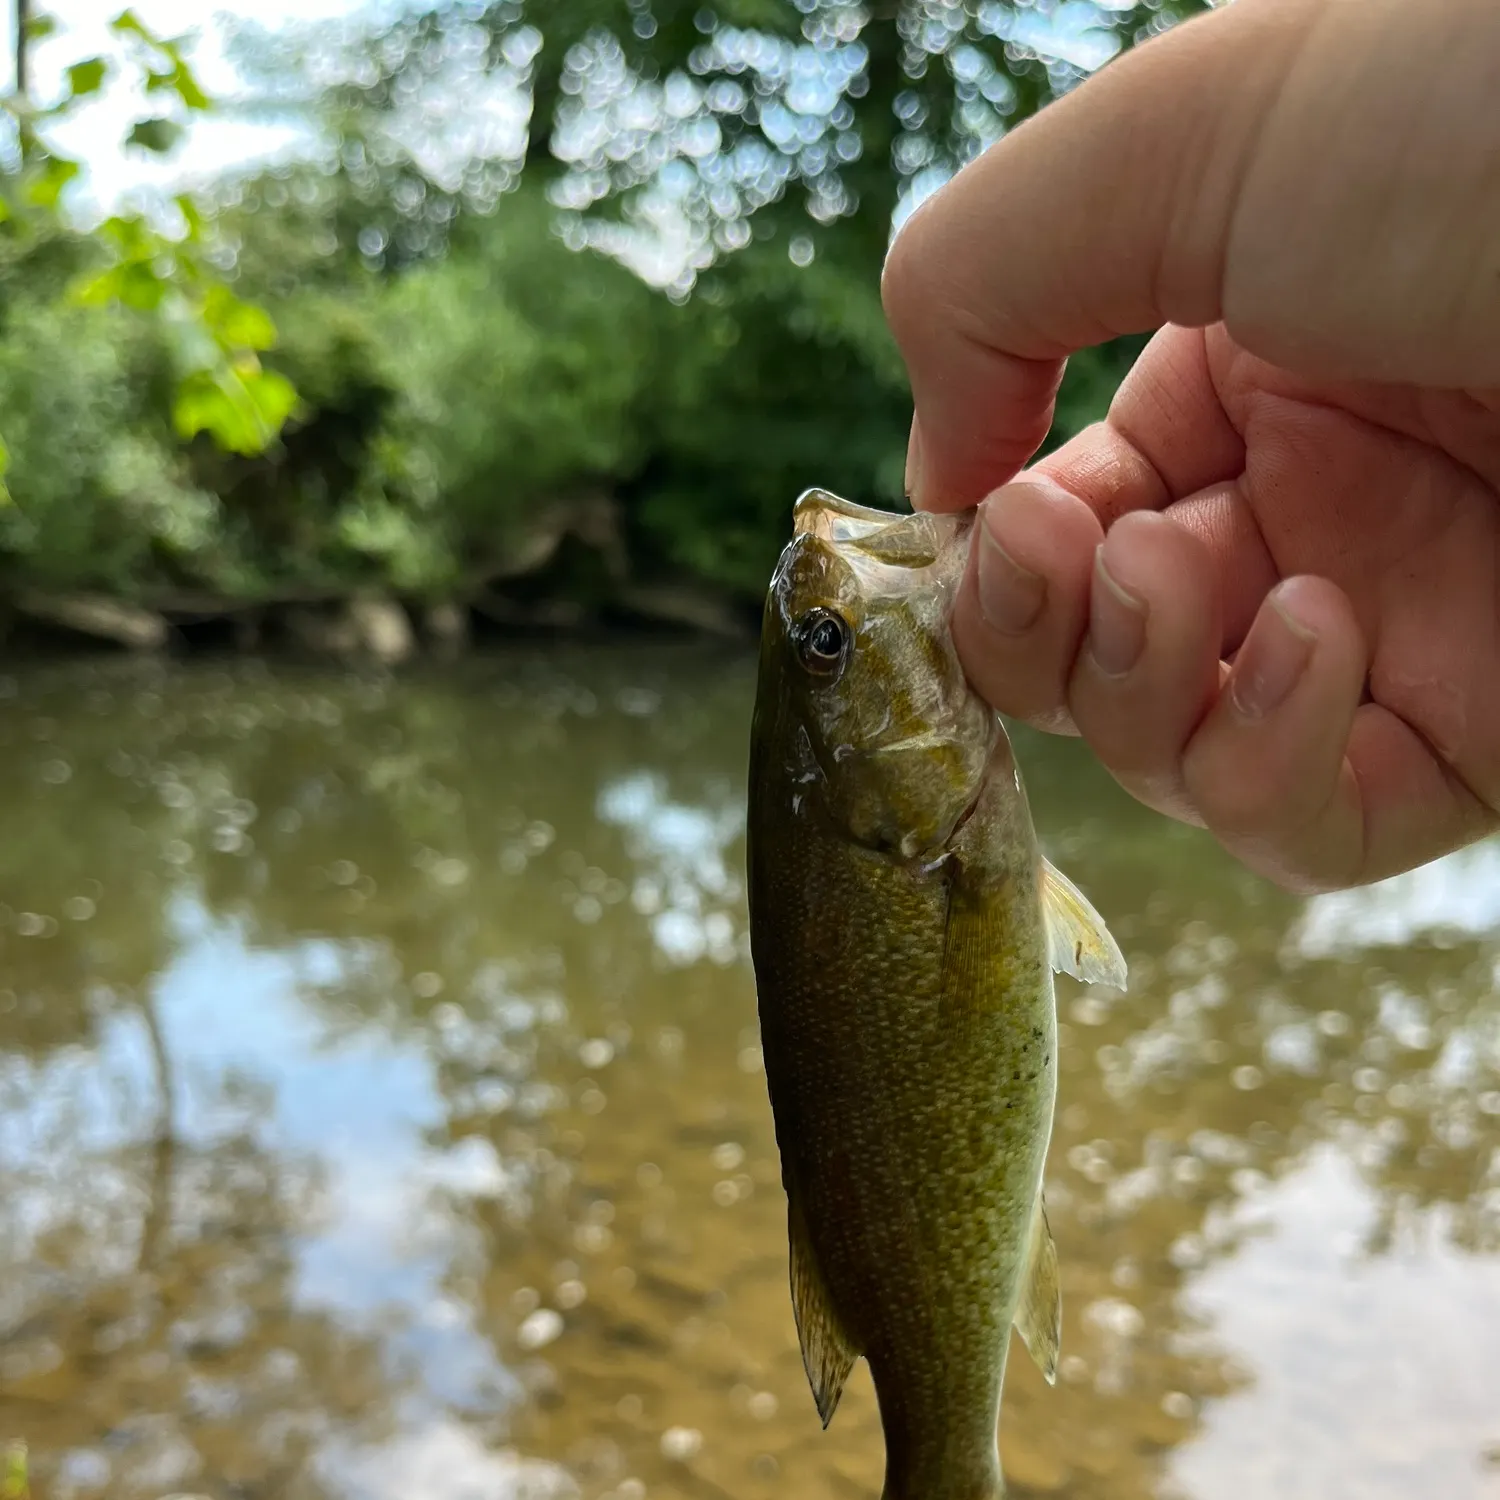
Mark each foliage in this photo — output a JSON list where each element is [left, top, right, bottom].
[[629, 247, 908, 595], [0, 1, 1211, 617], [0, 292, 233, 594], [276, 0, 1211, 281], [1, 7, 297, 477], [371, 189, 659, 564]]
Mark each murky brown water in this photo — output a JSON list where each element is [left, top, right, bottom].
[[1, 648, 1498, 1500]]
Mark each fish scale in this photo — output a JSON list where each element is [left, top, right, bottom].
[[747, 489, 1127, 1500]]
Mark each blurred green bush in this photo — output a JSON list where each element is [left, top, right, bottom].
[[0, 1, 1189, 625], [0, 179, 1143, 616]]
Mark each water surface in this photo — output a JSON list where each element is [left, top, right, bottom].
[[1, 650, 1497, 1500]]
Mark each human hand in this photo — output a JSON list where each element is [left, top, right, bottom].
[[881, 0, 1500, 893]]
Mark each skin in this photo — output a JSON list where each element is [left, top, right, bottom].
[[880, 0, 1500, 895], [747, 493, 1055, 1500]]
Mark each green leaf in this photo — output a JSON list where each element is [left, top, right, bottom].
[[201, 285, 278, 351], [70, 268, 117, 308], [174, 192, 205, 239], [110, 9, 155, 42], [23, 12, 58, 42], [65, 57, 109, 97], [95, 213, 156, 258], [126, 117, 184, 154], [145, 61, 210, 110], [240, 366, 300, 434], [71, 258, 168, 312], [170, 62, 210, 111], [171, 362, 298, 456], [0, 436, 11, 507], [114, 260, 169, 311], [171, 372, 235, 447], [24, 155, 80, 209]]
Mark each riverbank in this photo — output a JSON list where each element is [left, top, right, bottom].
[[0, 578, 759, 664]]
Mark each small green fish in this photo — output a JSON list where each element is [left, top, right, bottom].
[[746, 489, 1127, 1500]]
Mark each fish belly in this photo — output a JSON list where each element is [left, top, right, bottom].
[[756, 837, 1055, 1500]]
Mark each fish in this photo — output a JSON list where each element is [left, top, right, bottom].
[[746, 488, 1127, 1500]]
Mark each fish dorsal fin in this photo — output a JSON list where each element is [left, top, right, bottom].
[[1013, 1194, 1061, 1384], [1040, 858, 1128, 989], [788, 1191, 859, 1427]]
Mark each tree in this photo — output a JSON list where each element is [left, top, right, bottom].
[[0, 5, 298, 495], [300, 0, 1212, 286], [0, 2, 1218, 620], [252, 3, 1204, 549], [14, 0, 30, 98]]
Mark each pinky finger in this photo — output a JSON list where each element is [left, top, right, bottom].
[[1181, 577, 1366, 893], [1183, 577, 1498, 892]]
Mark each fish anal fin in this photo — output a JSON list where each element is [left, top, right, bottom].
[[1013, 1194, 1061, 1385], [1041, 858, 1127, 989], [788, 1193, 858, 1427]]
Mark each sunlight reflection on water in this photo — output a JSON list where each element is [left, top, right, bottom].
[[1294, 840, 1500, 958], [0, 651, 1497, 1500]]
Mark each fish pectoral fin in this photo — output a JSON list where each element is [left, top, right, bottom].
[[788, 1192, 859, 1428], [1013, 1194, 1061, 1385], [1040, 858, 1128, 990]]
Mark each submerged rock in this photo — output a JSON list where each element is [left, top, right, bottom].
[[424, 600, 470, 651], [283, 604, 359, 656], [348, 595, 417, 665]]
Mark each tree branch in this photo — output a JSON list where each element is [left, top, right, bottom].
[[15, 0, 29, 98]]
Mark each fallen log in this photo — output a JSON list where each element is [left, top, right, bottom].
[[15, 591, 170, 651], [615, 584, 752, 639]]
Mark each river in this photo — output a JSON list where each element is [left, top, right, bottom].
[[1, 648, 1497, 1500]]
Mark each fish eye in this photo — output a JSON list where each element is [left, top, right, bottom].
[[793, 608, 850, 679]]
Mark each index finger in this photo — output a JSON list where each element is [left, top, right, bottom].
[[880, 0, 1307, 512]]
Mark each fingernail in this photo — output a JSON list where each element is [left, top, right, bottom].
[[1087, 545, 1147, 678], [977, 519, 1045, 635], [904, 418, 925, 507], [1230, 589, 1318, 719]]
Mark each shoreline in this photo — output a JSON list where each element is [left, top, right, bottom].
[[0, 582, 759, 665]]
